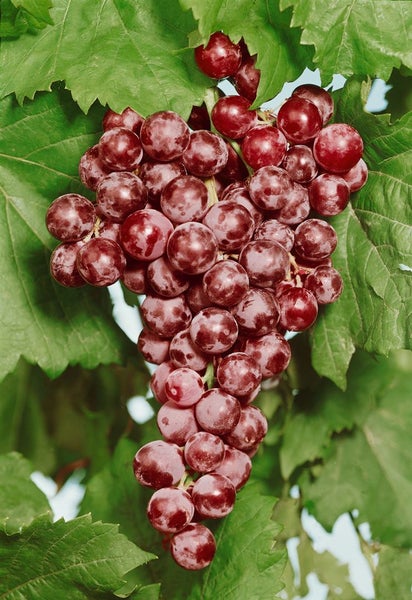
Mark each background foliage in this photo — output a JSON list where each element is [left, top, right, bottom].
[[0, 0, 411, 598]]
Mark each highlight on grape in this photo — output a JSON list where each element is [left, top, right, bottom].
[[45, 31, 367, 571]]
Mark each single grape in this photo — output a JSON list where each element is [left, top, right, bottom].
[[232, 287, 280, 336], [194, 32, 242, 79], [102, 106, 144, 133], [340, 158, 368, 192], [170, 523, 216, 570], [76, 238, 126, 287], [185, 278, 214, 313], [292, 83, 334, 125], [121, 258, 148, 294], [203, 259, 249, 307], [184, 431, 225, 473], [239, 240, 290, 287], [304, 265, 344, 304], [140, 111, 190, 161], [50, 241, 86, 287], [190, 307, 238, 354], [96, 171, 147, 222], [241, 125, 287, 170], [277, 96, 322, 143], [141, 294, 192, 339], [97, 219, 121, 242], [224, 405, 268, 452], [202, 200, 254, 252], [214, 445, 252, 490], [195, 388, 241, 436], [146, 256, 190, 298], [254, 219, 295, 252], [133, 440, 185, 488], [294, 218, 338, 260], [138, 160, 186, 205], [137, 327, 170, 365], [182, 130, 229, 177], [157, 401, 200, 445], [211, 95, 258, 139], [275, 182, 310, 226], [46, 194, 96, 242], [167, 222, 219, 275], [243, 331, 291, 377], [281, 144, 318, 184], [313, 123, 364, 173], [150, 361, 176, 404], [216, 351, 262, 397], [232, 53, 260, 101], [164, 367, 205, 407], [222, 184, 264, 228], [248, 165, 293, 211], [191, 473, 236, 519], [120, 208, 174, 261], [309, 173, 350, 216], [147, 487, 194, 534], [78, 144, 111, 191], [277, 287, 318, 331], [98, 126, 143, 171], [169, 328, 209, 371], [160, 175, 209, 224]]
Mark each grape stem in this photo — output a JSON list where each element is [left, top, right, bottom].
[[202, 361, 216, 389], [84, 216, 102, 242]]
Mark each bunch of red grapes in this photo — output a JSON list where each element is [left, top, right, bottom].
[[46, 32, 368, 570]]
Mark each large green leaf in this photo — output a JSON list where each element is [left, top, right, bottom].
[[0, 452, 51, 534], [0, 514, 155, 599], [280, 351, 393, 480], [0, 0, 209, 117], [280, 0, 412, 81], [375, 545, 412, 600], [0, 0, 53, 38], [181, 0, 313, 107], [0, 87, 134, 380], [311, 78, 412, 387], [300, 351, 412, 547]]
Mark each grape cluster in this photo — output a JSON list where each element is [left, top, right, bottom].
[[45, 31, 367, 570]]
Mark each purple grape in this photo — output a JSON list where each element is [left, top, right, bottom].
[[138, 160, 186, 205], [169, 328, 209, 372], [309, 173, 351, 216], [102, 106, 144, 134], [147, 487, 194, 534], [146, 256, 190, 298], [50, 241, 86, 287], [182, 130, 229, 177], [202, 200, 254, 252], [232, 287, 280, 336], [140, 111, 190, 162], [243, 331, 291, 377], [275, 182, 310, 226], [281, 144, 318, 184], [160, 175, 209, 224], [203, 260, 249, 307], [277, 96, 322, 144], [304, 265, 344, 304], [195, 388, 241, 436], [76, 237, 126, 287], [133, 440, 185, 489], [96, 171, 147, 222], [313, 123, 364, 173], [190, 307, 238, 354], [137, 327, 170, 365], [239, 240, 290, 287], [277, 287, 318, 331], [120, 208, 174, 261], [141, 294, 192, 339], [98, 126, 143, 171], [292, 84, 334, 125], [78, 144, 111, 191], [294, 218, 338, 260], [241, 125, 287, 170], [214, 445, 252, 490], [216, 351, 262, 397], [194, 32, 242, 79], [170, 523, 216, 570], [121, 258, 148, 294], [254, 219, 295, 252], [341, 158, 368, 192], [46, 194, 96, 242], [211, 95, 258, 139], [164, 367, 205, 407], [224, 405, 267, 452], [184, 431, 225, 473], [157, 401, 200, 445], [248, 165, 293, 211], [167, 222, 219, 275], [150, 361, 176, 404], [191, 473, 236, 519]]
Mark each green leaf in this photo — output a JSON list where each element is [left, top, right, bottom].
[[12, 0, 54, 26], [181, 0, 313, 107], [280, 0, 412, 81], [0, 360, 56, 474], [375, 545, 412, 600], [0, 0, 209, 117], [311, 78, 412, 387], [280, 350, 395, 480], [0, 452, 51, 534], [0, 514, 155, 599], [300, 351, 412, 547], [0, 87, 134, 381]]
